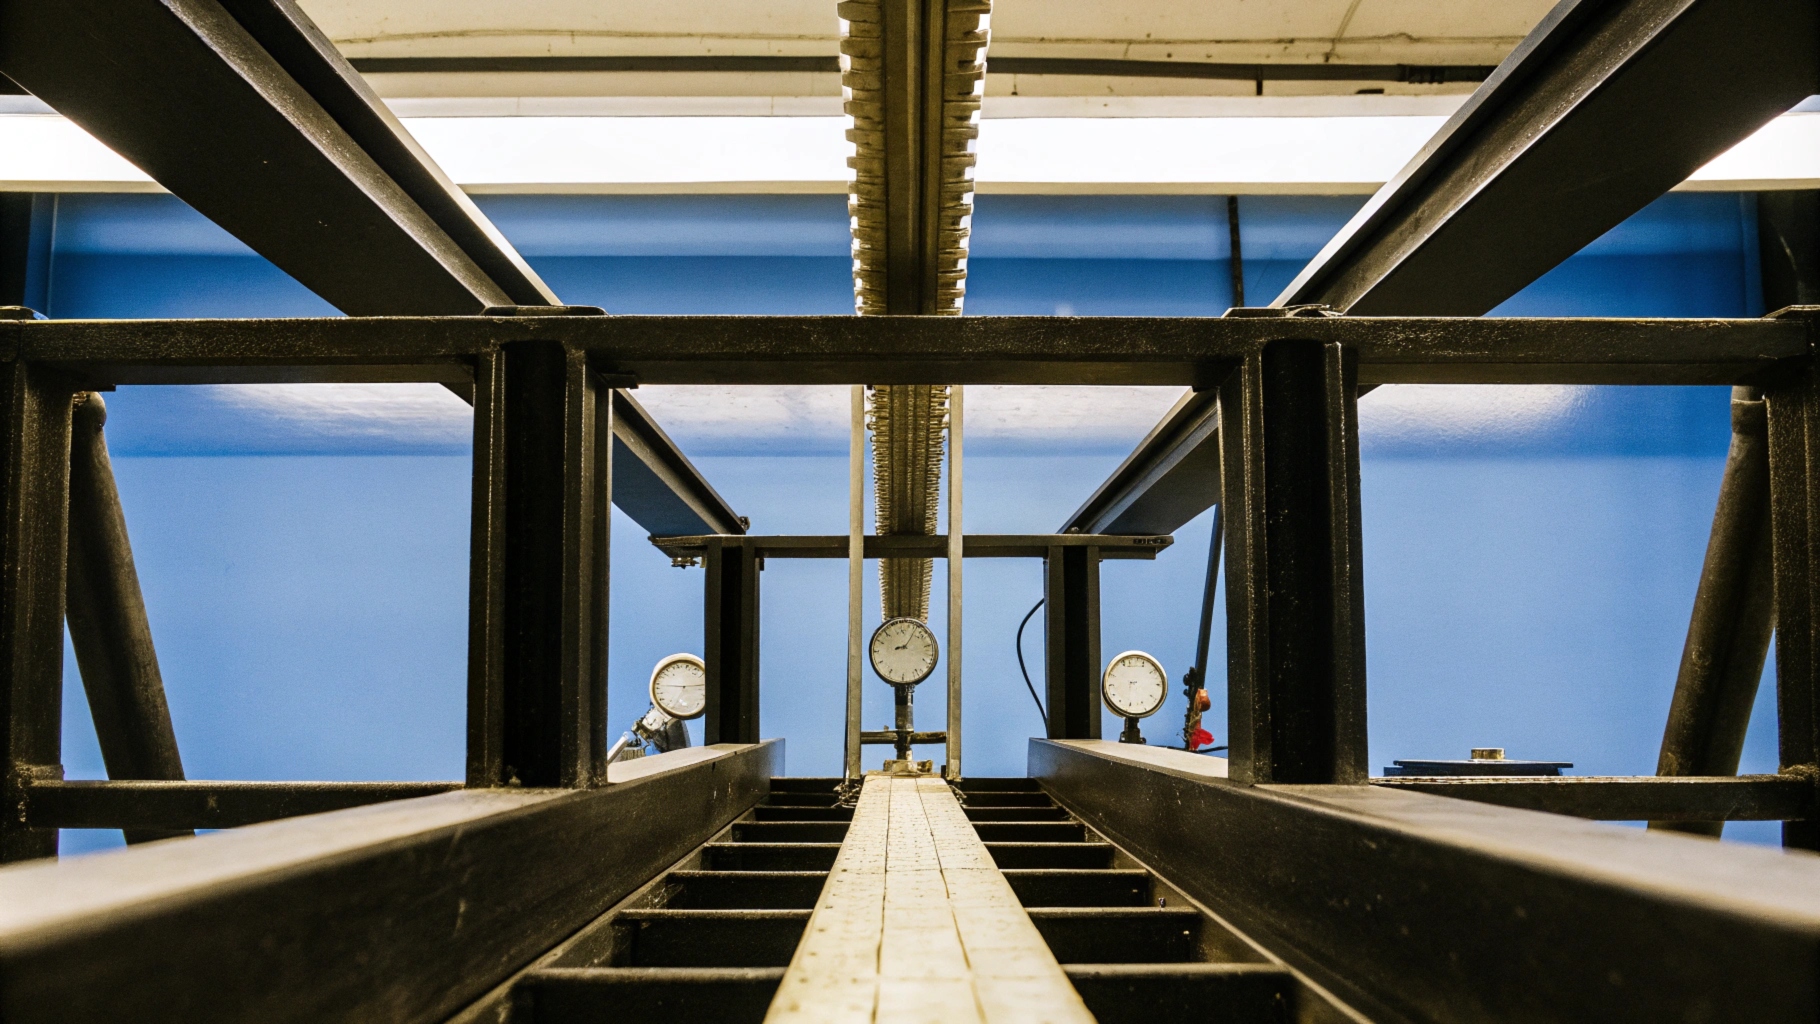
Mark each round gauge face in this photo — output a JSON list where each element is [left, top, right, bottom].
[[1102, 650, 1168, 719], [869, 617, 940, 685], [649, 654, 707, 720]]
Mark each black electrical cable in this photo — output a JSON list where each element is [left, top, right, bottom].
[[1015, 598, 1047, 728]]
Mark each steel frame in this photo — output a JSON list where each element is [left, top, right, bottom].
[[1, 0, 1819, 1014]]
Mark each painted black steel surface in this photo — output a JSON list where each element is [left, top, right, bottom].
[[65, 394, 189, 845], [704, 539, 761, 746], [0, 742, 780, 1024], [1220, 341, 1367, 785], [466, 342, 612, 788], [1278, 0, 1820, 316], [0, 361, 73, 862], [1035, 739, 1820, 1024], [1044, 545, 1101, 741], [1373, 774, 1815, 821], [24, 780, 461, 830], [0, 314, 1799, 387]]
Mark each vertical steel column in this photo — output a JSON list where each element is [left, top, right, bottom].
[[1653, 196, 1819, 835], [1220, 339, 1368, 786], [66, 393, 189, 844], [1766, 332, 1820, 850], [945, 385, 963, 778], [845, 385, 865, 780], [704, 537, 761, 745], [466, 338, 611, 789], [1044, 544, 1101, 740], [0, 350, 73, 861], [0, 193, 53, 312]]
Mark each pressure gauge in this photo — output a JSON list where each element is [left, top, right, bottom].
[[649, 653, 707, 720], [1102, 651, 1168, 719], [869, 617, 939, 685]]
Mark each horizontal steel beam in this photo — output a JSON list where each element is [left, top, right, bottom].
[[860, 731, 947, 745], [1372, 773, 1813, 821], [348, 55, 1496, 84], [1034, 739, 1820, 1024], [3, 314, 1804, 387], [649, 533, 1172, 561], [0, 742, 779, 1024], [610, 391, 745, 537], [1061, 390, 1220, 535], [24, 780, 461, 831]]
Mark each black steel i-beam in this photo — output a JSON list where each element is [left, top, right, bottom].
[[1220, 339, 1367, 785], [0, 353, 73, 862], [1067, 0, 1820, 544], [1044, 544, 1101, 740], [1764, 333, 1820, 849], [467, 339, 611, 789], [1034, 739, 1820, 1024], [703, 538, 761, 745]]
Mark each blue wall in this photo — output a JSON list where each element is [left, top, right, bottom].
[[35, 189, 1781, 852]]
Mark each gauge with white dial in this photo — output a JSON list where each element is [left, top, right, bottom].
[[869, 617, 939, 685], [649, 653, 707, 720], [1102, 651, 1168, 719]]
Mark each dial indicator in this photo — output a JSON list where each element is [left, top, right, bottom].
[[869, 617, 939, 685], [1101, 650, 1168, 719], [649, 653, 707, 720]]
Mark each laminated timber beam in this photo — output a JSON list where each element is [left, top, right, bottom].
[[0, 313, 1803, 388], [0, 742, 779, 1024], [1033, 739, 1820, 1024], [1069, 0, 1820, 537]]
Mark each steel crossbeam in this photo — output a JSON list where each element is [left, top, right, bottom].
[[0, 313, 1799, 387]]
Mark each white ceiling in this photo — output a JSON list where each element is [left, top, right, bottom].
[[301, 0, 1556, 66]]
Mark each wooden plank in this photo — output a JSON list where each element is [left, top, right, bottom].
[[767, 775, 1092, 1023], [0, 741, 779, 1024]]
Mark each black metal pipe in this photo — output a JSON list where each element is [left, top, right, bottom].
[[1651, 387, 1774, 837], [1226, 197, 1244, 308], [65, 391, 190, 843], [893, 684, 914, 761]]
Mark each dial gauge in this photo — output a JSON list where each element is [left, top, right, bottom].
[[649, 653, 707, 720], [869, 617, 940, 685], [1102, 651, 1168, 719]]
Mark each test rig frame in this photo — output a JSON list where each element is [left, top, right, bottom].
[[2, 0, 1820, 1020]]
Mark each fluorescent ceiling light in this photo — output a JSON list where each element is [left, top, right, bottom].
[[2, 109, 1818, 194]]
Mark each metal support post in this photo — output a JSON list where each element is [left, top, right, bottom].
[[1653, 196, 1819, 835], [0, 353, 73, 861], [466, 339, 611, 789], [945, 385, 963, 778], [704, 537, 761, 745], [845, 385, 865, 780], [66, 392, 189, 844], [1044, 543, 1101, 740], [1220, 339, 1368, 785], [0, 193, 53, 312], [1652, 387, 1774, 836], [1766, 341, 1820, 850]]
